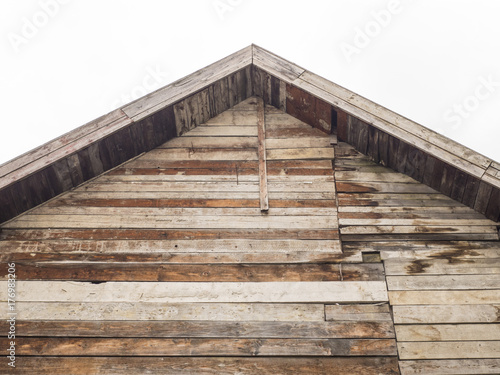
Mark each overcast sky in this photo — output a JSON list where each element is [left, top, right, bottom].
[[1, 0, 499, 165]]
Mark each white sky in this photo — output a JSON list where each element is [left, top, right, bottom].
[[1, 0, 500, 165]]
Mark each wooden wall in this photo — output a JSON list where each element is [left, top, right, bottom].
[[334, 141, 500, 374], [337, 113, 500, 222], [0, 97, 399, 374]]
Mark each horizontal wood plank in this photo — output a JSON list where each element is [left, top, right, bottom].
[[7, 356, 401, 375], [0, 281, 389, 303]]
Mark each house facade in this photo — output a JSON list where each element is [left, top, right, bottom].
[[0, 45, 499, 374]]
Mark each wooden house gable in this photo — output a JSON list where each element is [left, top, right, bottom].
[[1, 46, 500, 374]]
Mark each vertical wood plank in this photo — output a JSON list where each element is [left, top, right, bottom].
[[485, 187, 500, 222], [257, 97, 269, 211], [337, 109, 348, 141], [66, 153, 84, 187], [377, 131, 389, 167], [462, 175, 481, 208], [440, 163, 457, 197], [271, 75, 281, 109], [450, 169, 468, 202], [366, 126, 379, 162], [0, 185, 18, 222], [474, 181, 493, 214]]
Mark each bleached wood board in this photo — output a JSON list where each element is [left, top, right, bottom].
[[181, 125, 257, 137], [76, 181, 335, 193], [267, 148, 334, 161], [399, 359, 500, 374], [393, 305, 500, 324], [53, 191, 336, 200], [266, 137, 331, 149], [31, 206, 339, 217], [137, 148, 259, 161], [257, 96, 269, 211], [2, 215, 339, 229], [0, 239, 342, 254], [396, 324, 500, 341], [325, 303, 392, 321], [389, 290, 500, 305], [1, 250, 357, 265], [204, 111, 257, 125], [93, 175, 334, 183], [81, 181, 260, 192], [386, 275, 500, 290], [0, 302, 325, 321], [398, 341, 500, 360], [0, 281, 389, 303], [160, 136, 258, 148]]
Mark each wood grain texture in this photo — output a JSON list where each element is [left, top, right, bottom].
[[0, 281, 389, 303], [8, 357, 401, 375]]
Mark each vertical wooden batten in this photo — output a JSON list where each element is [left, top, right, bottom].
[[257, 97, 269, 211]]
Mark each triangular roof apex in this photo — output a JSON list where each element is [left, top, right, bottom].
[[0, 46, 499, 223]]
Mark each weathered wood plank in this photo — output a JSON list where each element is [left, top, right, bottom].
[[0, 281, 388, 303], [325, 303, 392, 321], [398, 341, 500, 360], [0, 239, 342, 254], [384, 258, 500, 275], [266, 137, 332, 149], [387, 275, 500, 290], [389, 290, 500, 305], [399, 359, 500, 375], [0, 228, 340, 241], [44, 197, 336, 208], [396, 324, 500, 341], [181, 125, 258, 137], [393, 305, 500, 324], [137, 148, 259, 161], [204, 111, 258, 126], [267, 148, 334, 161], [339, 218, 494, 226], [32, 206, 338, 217], [160, 136, 258, 149], [340, 225, 497, 235], [1, 250, 360, 265], [0, 320, 395, 338], [253, 45, 305, 83], [3, 337, 397, 356], [7, 356, 401, 375], [336, 181, 437, 194], [3, 214, 339, 229], [0, 263, 382, 282], [0, 302, 326, 321], [257, 97, 269, 211]]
